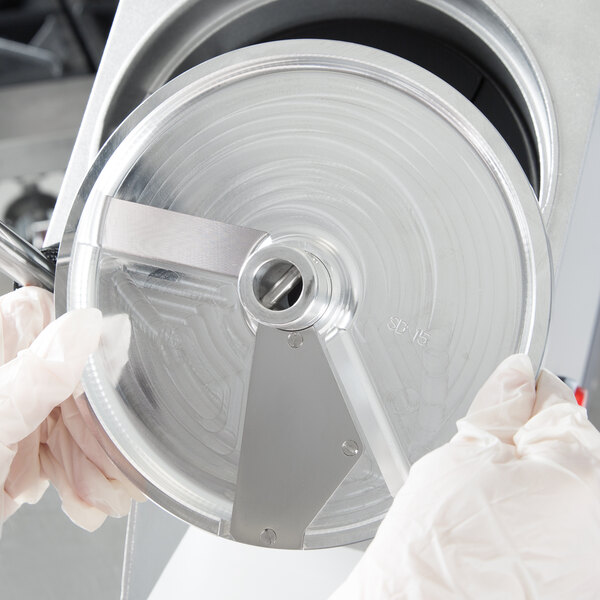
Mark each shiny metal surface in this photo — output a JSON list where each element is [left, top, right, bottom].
[[238, 245, 332, 333], [258, 263, 302, 310], [544, 99, 600, 384], [91, 0, 555, 213], [99, 197, 267, 277], [0, 221, 54, 290], [64, 41, 551, 548], [45, 0, 600, 277], [231, 325, 361, 548], [323, 330, 410, 497]]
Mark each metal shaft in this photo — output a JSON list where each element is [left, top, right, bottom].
[[260, 265, 302, 309], [0, 221, 55, 291]]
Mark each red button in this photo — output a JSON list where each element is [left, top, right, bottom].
[[575, 386, 588, 407]]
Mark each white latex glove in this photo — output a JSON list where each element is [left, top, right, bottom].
[[0, 286, 144, 533], [331, 354, 600, 600]]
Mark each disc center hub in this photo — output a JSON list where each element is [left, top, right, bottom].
[[239, 243, 331, 331]]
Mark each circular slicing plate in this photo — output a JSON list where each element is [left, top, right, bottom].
[[65, 40, 551, 549]]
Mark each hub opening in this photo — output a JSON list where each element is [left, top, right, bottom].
[[253, 259, 304, 311]]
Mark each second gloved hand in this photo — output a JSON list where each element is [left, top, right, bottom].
[[0, 287, 144, 532], [330, 354, 600, 600]]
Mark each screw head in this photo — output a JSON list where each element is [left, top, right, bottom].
[[287, 332, 304, 348], [342, 440, 359, 456], [260, 528, 277, 546]]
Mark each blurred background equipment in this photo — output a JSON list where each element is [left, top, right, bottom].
[[0, 0, 117, 254]]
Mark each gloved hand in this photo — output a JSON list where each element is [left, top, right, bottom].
[[330, 354, 600, 600], [0, 286, 144, 534]]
